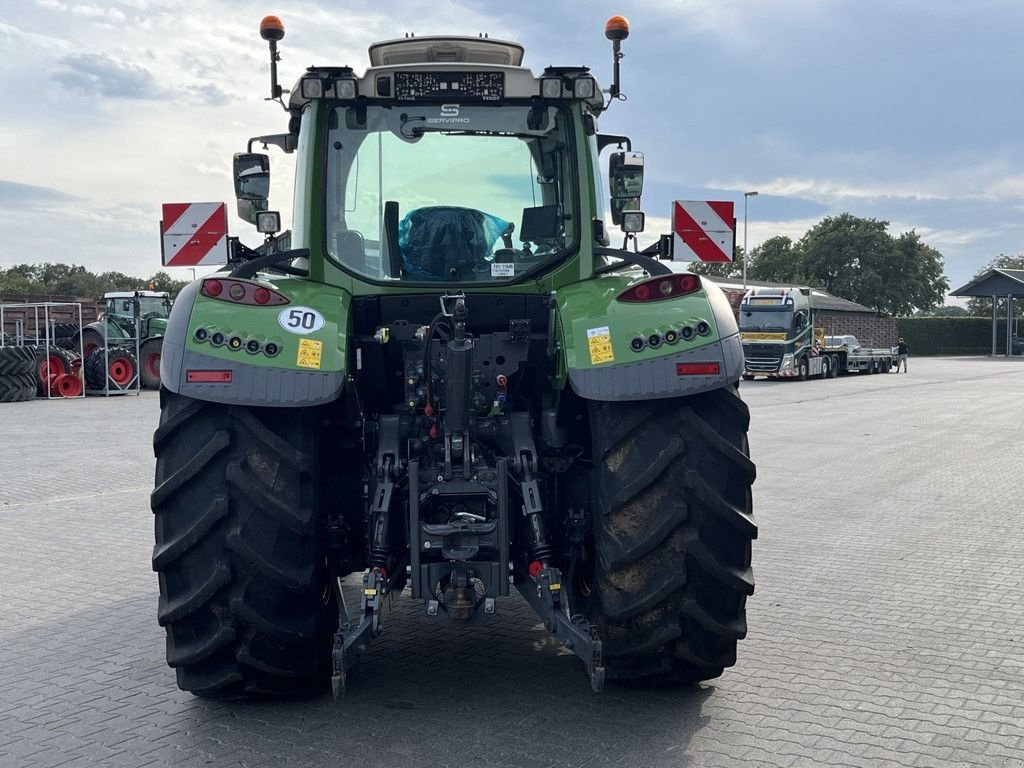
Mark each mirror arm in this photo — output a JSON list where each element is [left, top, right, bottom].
[[247, 133, 297, 153], [228, 248, 311, 279], [639, 235, 673, 260], [597, 134, 631, 154], [593, 246, 672, 276]]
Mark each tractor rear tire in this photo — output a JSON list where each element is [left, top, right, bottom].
[[34, 347, 74, 393], [84, 347, 137, 390], [52, 322, 80, 341], [151, 389, 334, 697], [0, 345, 36, 375], [586, 386, 756, 684], [80, 328, 105, 360], [139, 339, 163, 390], [0, 372, 37, 402]]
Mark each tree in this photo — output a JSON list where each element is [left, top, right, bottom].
[[915, 305, 969, 317], [687, 247, 744, 279], [0, 263, 190, 298], [147, 271, 189, 296], [884, 231, 949, 316], [966, 253, 1024, 316], [797, 214, 947, 315], [747, 236, 807, 283]]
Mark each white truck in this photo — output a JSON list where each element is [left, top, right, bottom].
[[739, 287, 896, 379]]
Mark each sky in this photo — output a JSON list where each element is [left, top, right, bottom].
[[2, 0, 1022, 299]]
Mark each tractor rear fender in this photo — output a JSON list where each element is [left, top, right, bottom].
[[82, 319, 126, 340], [159, 277, 348, 407], [556, 274, 743, 401]]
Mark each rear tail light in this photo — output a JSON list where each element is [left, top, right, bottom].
[[202, 278, 289, 306], [617, 274, 701, 303], [187, 370, 233, 383], [676, 362, 720, 376]]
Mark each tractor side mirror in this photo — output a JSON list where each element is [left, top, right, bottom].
[[233, 152, 270, 224], [608, 150, 644, 227]]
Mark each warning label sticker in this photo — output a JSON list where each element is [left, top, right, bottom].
[[587, 326, 614, 365], [296, 338, 323, 370]]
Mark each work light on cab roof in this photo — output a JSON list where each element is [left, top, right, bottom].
[[255, 12, 632, 114]]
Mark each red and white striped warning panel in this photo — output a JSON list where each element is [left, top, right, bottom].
[[160, 202, 229, 267], [672, 200, 736, 263]]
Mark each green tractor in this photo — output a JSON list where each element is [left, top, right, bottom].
[[82, 290, 171, 389], [152, 14, 755, 698]]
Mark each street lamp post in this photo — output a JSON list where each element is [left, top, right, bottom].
[[743, 191, 758, 290]]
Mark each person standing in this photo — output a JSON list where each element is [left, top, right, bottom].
[[896, 337, 909, 372]]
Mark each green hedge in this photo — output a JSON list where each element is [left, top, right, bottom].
[[897, 317, 1009, 355]]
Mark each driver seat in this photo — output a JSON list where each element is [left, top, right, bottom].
[[400, 206, 491, 280]]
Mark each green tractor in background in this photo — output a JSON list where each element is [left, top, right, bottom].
[[152, 14, 756, 698], [81, 290, 171, 389]]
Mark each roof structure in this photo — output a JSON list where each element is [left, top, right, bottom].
[[948, 268, 1024, 356], [949, 268, 1024, 297], [706, 278, 876, 314]]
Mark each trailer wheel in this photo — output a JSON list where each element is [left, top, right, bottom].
[[584, 386, 756, 685], [152, 389, 336, 697]]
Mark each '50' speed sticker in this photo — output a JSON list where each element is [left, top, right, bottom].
[[278, 306, 325, 335]]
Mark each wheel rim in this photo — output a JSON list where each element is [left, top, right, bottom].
[[146, 351, 161, 379], [56, 374, 82, 397], [109, 358, 133, 385], [39, 355, 67, 381]]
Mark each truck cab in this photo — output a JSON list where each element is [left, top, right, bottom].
[[739, 287, 822, 379]]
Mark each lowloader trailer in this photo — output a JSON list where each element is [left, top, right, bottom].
[[739, 287, 895, 380]]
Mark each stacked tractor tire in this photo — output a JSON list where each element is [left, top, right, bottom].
[[2, 318, 150, 403], [84, 347, 139, 391], [34, 345, 84, 398], [0, 344, 37, 402]]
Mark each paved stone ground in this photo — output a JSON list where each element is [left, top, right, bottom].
[[1, 357, 1023, 768]]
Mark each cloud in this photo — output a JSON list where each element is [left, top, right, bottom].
[[0, 180, 77, 205], [54, 53, 160, 100], [33, 0, 126, 22], [0, 20, 73, 51]]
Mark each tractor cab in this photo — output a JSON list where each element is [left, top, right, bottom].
[[230, 18, 653, 287], [101, 291, 171, 339]]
